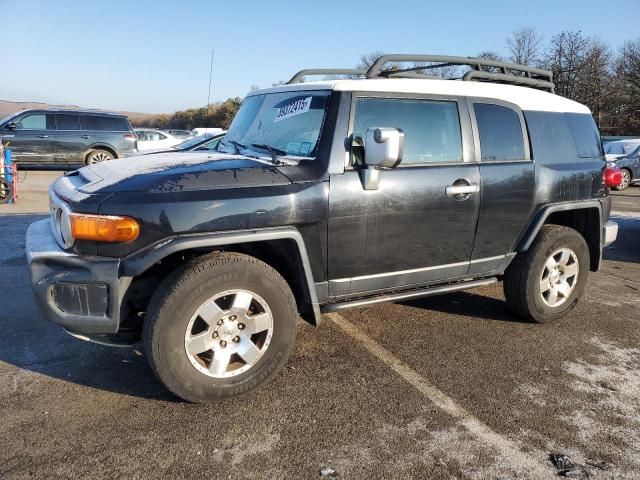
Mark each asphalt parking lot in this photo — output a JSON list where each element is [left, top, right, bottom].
[[1, 172, 639, 479]]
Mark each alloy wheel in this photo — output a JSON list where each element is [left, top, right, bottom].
[[184, 289, 274, 378], [539, 248, 579, 307]]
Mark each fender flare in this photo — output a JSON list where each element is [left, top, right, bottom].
[[121, 226, 322, 324], [516, 200, 603, 252]]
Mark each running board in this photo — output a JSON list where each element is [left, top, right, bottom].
[[321, 278, 498, 312]]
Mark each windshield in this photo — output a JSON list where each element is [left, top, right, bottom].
[[604, 141, 640, 155], [221, 90, 330, 158], [174, 133, 214, 150]]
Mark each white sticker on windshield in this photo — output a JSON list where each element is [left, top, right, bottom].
[[274, 97, 312, 123]]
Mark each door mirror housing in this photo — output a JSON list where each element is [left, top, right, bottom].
[[361, 127, 404, 190], [4, 122, 17, 131]]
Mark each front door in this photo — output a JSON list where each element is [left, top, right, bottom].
[[2, 112, 54, 164], [328, 94, 481, 298]]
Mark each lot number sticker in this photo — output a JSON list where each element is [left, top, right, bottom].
[[275, 97, 312, 123]]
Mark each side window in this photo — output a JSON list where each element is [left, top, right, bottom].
[[157, 132, 167, 140], [55, 114, 81, 130], [474, 103, 526, 161], [81, 115, 129, 131], [136, 131, 148, 141], [565, 113, 603, 158], [352, 98, 463, 165], [16, 113, 47, 130]]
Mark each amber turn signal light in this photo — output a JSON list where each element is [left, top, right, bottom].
[[70, 214, 140, 243]]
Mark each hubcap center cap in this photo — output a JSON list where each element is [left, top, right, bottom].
[[549, 270, 560, 284], [217, 320, 239, 341]]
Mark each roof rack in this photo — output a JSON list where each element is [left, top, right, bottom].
[[287, 54, 554, 92], [366, 54, 555, 92], [287, 69, 366, 84]]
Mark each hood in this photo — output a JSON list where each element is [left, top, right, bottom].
[[76, 152, 292, 194]]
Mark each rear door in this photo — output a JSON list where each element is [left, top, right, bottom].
[[51, 113, 88, 164], [3, 112, 55, 163], [328, 94, 481, 297], [467, 99, 535, 274]]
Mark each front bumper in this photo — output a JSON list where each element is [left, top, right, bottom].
[[603, 220, 618, 248], [26, 219, 130, 334]]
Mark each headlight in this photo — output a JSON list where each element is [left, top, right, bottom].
[[50, 192, 74, 249]]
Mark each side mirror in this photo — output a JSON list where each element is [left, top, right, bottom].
[[5, 122, 16, 131], [361, 127, 404, 190]]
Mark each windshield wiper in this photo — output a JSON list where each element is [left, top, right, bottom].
[[251, 143, 288, 162]]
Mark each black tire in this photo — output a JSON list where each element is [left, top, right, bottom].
[[144, 252, 298, 403], [613, 168, 631, 191], [85, 149, 114, 165], [503, 225, 590, 323], [0, 178, 13, 204]]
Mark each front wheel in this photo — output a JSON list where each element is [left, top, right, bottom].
[[503, 225, 589, 323], [144, 252, 298, 403]]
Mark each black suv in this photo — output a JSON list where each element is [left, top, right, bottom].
[[0, 108, 137, 165], [26, 55, 619, 403]]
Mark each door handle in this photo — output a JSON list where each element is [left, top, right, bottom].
[[446, 184, 479, 196], [37, 135, 48, 138], [80, 135, 91, 139]]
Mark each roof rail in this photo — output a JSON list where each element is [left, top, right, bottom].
[[287, 69, 366, 84], [366, 54, 554, 92]]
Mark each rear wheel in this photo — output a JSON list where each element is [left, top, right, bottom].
[[504, 225, 589, 323], [85, 149, 114, 165], [144, 252, 298, 403], [613, 169, 631, 191]]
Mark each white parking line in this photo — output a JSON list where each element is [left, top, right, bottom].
[[326, 312, 552, 478]]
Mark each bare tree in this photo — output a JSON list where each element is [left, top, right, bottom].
[[542, 31, 592, 100], [355, 51, 386, 71], [506, 27, 542, 66]]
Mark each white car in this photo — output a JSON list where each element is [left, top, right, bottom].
[[191, 127, 225, 137], [135, 129, 183, 152]]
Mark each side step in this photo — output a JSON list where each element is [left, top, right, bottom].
[[321, 277, 498, 312]]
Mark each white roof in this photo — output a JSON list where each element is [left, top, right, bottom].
[[256, 78, 591, 114]]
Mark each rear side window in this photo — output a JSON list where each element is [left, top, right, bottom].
[[353, 98, 463, 164], [565, 113, 603, 158], [55, 114, 81, 130], [474, 104, 526, 161], [81, 115, 130, 131]]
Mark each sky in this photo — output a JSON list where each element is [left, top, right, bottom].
[[1, 0, 638, 113]]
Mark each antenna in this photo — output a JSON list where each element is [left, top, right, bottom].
[[207, 49, 215, 114]]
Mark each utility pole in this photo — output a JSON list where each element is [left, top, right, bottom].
[[207, 49, 215, 115]]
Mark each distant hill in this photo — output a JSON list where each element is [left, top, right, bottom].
[[0, 99, 161, 125]]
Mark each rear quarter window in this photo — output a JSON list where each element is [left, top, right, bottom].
[[565, 113, 603, 158], [474, 103, 526, 161], [81, 115, 130, 131]]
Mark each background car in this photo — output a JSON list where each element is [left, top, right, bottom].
[[135, 128, 183, 151], [191, 127, 224, 136], [0, 109, 137, 165], [604, 139, 640, 190], [163, 129, 192, 139], [139, 132, 226, 155]]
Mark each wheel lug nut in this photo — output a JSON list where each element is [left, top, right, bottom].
[[217, 319, 224, 326], [233, 336, 240, 343], [213, 331, 218, 338], [238, 323, 245, 330], [230, 315, 237, 321], [220, 340, 227, 347]]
